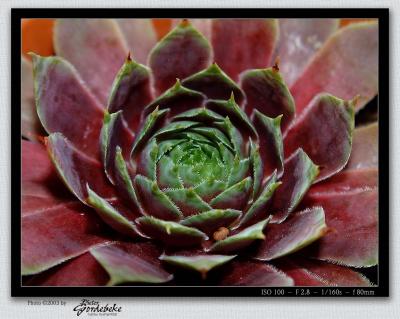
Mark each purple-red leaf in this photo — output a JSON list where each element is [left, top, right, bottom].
[[24, 252, 109, 286], [218, 261, 294, 286], [346, 122, 378, 170], [31, 54, 104, 158], [46, 133, 115, 203], [54, 19, 128, 104], [275, 258, 371, 286], [271, 149, 319, 223], [211, 19, 278, 81], [241, 67, 295, 131], [301, 188, 378, 267], [254, 207, 327, 260], [149, 20, 212, 95], [107, 57, 153, 131], [273, 19, 339, 86], [90, 242, 173, 285], [116, 19, 157, 65], [21, 56, 43, 141], [284, 94, 355, 182], [291, 22, 378, 114], [22, 201, 110, 275]]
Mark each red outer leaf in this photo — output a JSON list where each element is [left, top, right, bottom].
[[46, 133, 115, 203], [307, 167, 378, 196], [22, 140, 54, 183], [240, 68, 295, 131], [31, 54, 104, 158], [107, 58, 153, 132], [149, 20, 212, 95], [21, 56, 43, 141], [275, 258, 371, 286], [116, 19, 157, 65], [271, 149, 319, 223], [255, 207, 327, 261], [54, 19, 128, 104], [90, 242, 173, 285], [284, 94, 354, 182], [24, 253, 109, 286], [218, 261, 294, 286], [346, 123, 378, 170], [291, 22, 378, 114], [22, 201, 111, 275], [301, 188, 378, 267], [272, 19, 339, 86], [211, 19, 278, 81]]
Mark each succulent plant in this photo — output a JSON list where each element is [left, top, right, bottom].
[[22, 18, 378, 286]]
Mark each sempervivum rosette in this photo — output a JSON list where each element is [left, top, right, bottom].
[[22, 19, 378, 286]]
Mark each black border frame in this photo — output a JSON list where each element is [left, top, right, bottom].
[[11, 8, 389, 297]]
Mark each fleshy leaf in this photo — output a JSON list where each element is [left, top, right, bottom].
[[217, 261, 294, 286], [134, 175, 182, 221], [54, 19, 128, 104], [22, 140, 55, 183], [180, 209, 242, 235], [211, 19, 278, 80], [291, 22, 378, 113], [164, 188, 212, 217], [307, 167, 378, 196], [100, 111, 135, 183], [46, 133, 115, 203], [253, 111, 284, 177], [116, 19, 157, 64], [208, 218, 270, 254], [346, 122, 378, 170], [21, 55, 43, 141], [271, 149, 319, 223], [22, 201, 110, 275], [284, 94, 354, 182], [210, 177, 253, 211], [86, 186, 140, 238], [254, 207, 327, 260], [31, 54, 104, 158], [238, 173, 280, 228], [90, 242, 173, 285], [172, 19, 212, 41], [301, 188, 378, 267], [24, 252, 109, 286], [206, 94, 257, 137], [182, 63, 245, 104], [136, 216, 208, 247], [275, 258, 372, 286], [149, 20, 212, 95], [143, 80, 205, 118], [272, 19, 339, 85], [241, 67, 295, 131], [107, 57, 153, 131], [160, 254, 236, 279]]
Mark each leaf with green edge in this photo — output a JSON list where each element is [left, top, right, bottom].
[[136, 138, 158, 180], [136, 216, 208, 247], [90, 242, 173, 285], [182, 63, 245, 104], [134, 175, 182, 221], [160, 254, 236, 279], [271, 149, 319, 223], [210, 176, 253, 211], [180, 209, 242, 235], [253, 111, 284, 178], [208, 218, 270, 254], [149, 20, 212, 95], [86, 186, 141, 238], [241, 67, 295, 131], [284, 94, 355, 182], [254, 207, 327, 261], [31, 54, 104, 158], [172, 107, 224, 123], [107, 56, 153, 131], [164, 188, 212, 217]]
